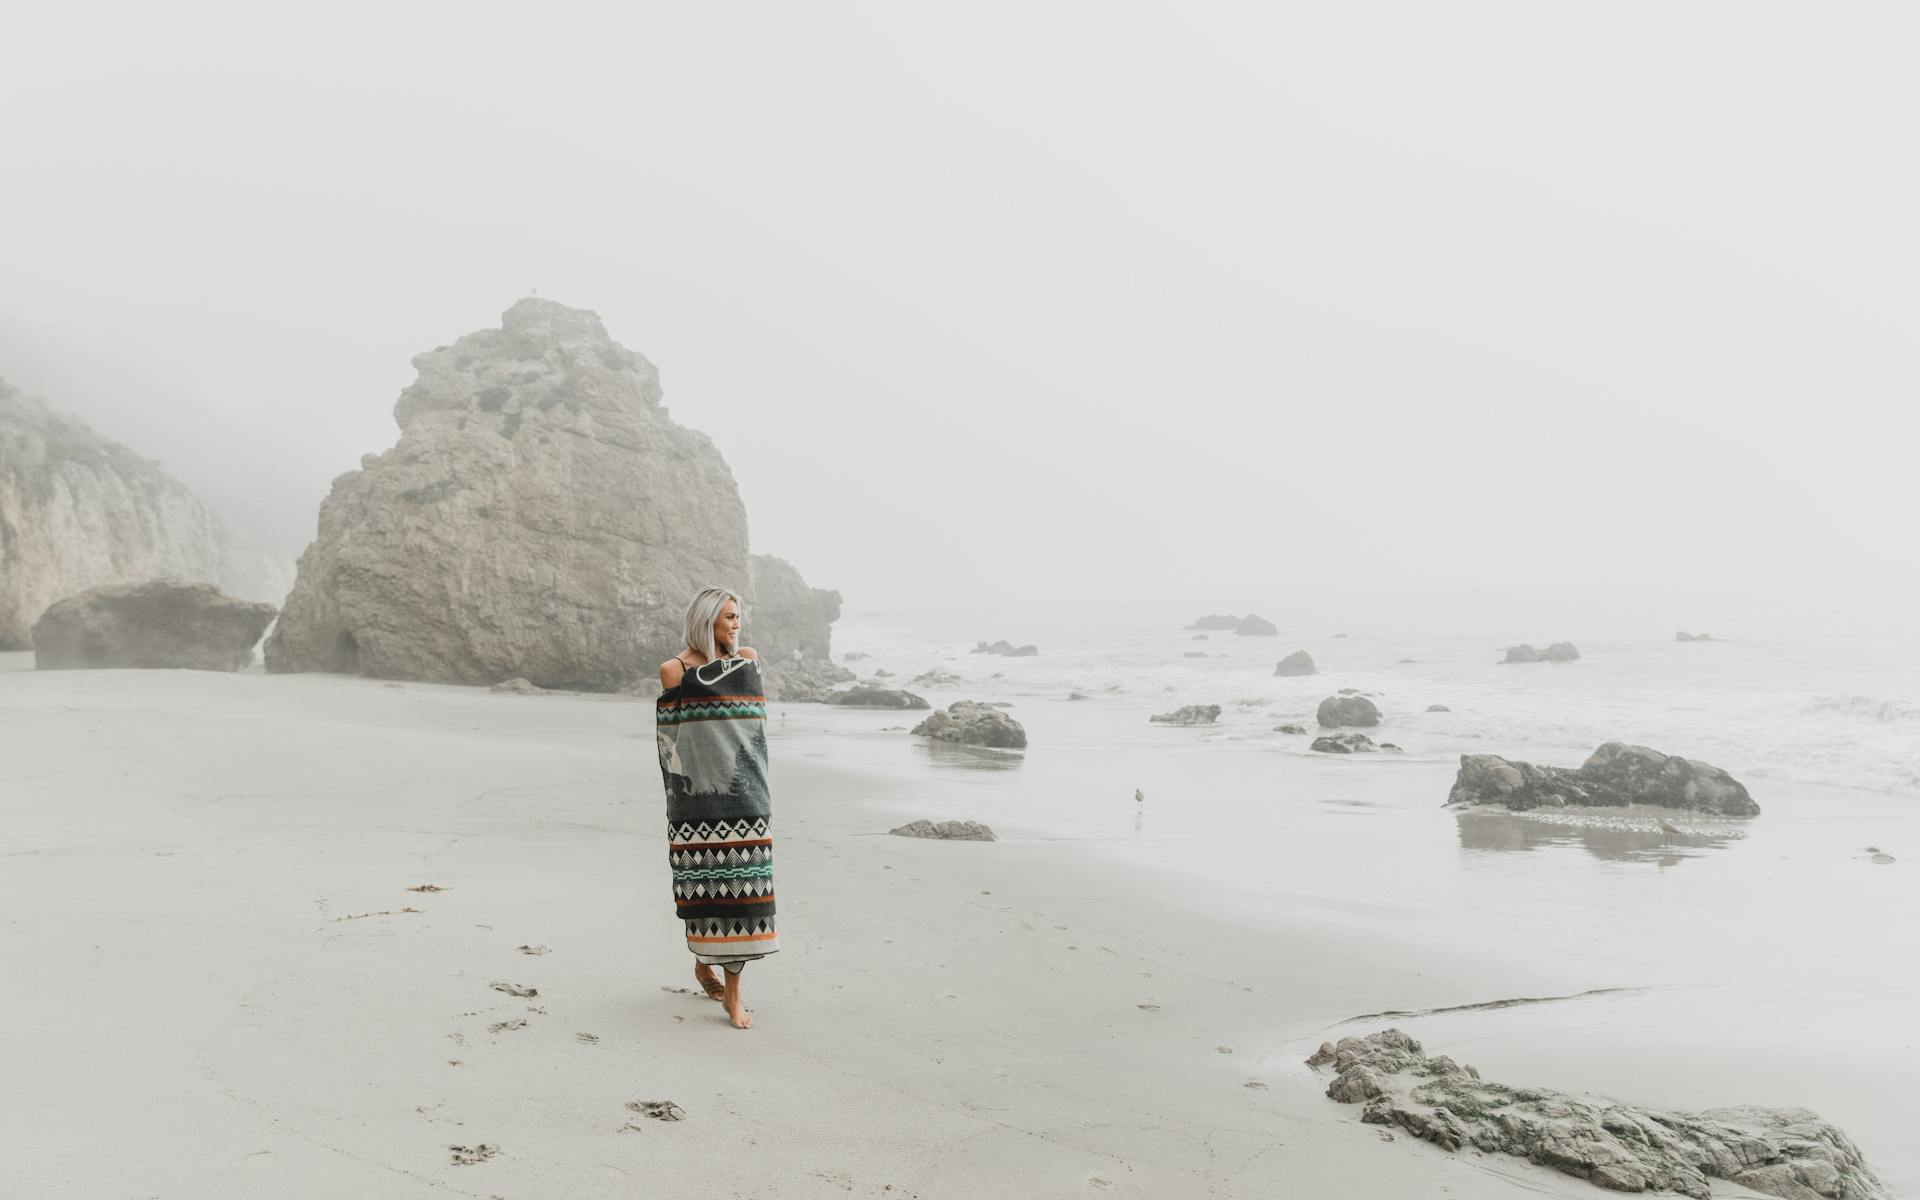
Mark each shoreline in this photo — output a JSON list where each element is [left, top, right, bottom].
[[2, 663, 1908, 1197]]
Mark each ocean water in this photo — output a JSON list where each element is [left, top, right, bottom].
[[770, 598, 1920, 1193]]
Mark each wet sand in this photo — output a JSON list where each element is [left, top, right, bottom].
[[1, 658, 1909, 1197]]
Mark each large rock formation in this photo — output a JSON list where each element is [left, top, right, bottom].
[[1503, 642, 1581, 663], [744, 553, 850, 700], [1447, 742, 1760, 816], [32, 578, 276, 671], [265, 299, 751, 690], [0, 378, 283, 649], [911, 700, 1028, 749], [1317, 695, 1381, 728], [1308, 1029, 1886, 1200]]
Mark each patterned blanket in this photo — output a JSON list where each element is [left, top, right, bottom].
[[656, 655, 778, 965]]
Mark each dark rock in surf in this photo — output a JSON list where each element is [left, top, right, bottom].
[[1502, 642, 1580, 664], [1312, 733, 1376, 753], [972, 639, 1038, 656], [1273, 650, 1317, 677], [1317, 696, 1381, 728], [1446, 742, 1759, 816], [911, 700, 1027, 749], [825, 683, 930, 709], [1150, 704, 1221, 726]]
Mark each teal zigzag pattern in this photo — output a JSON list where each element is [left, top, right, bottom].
[[657, 700, 767, 725]]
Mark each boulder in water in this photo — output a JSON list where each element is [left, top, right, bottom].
[[1425, 704, 1451, 713], [1234, 613, 1278, 636], [1309, 1028, 1887, 1200], [825, 683, 930, 709], [1502, 642, 1580, 664], [31, 578, 276, 671], [1447, 742, 1759, 816], [1274, 723, 1307, 735], [971, 639, 1038, 656], [1316, 695, 1381, 728], [1312, 732, 1376, 753], [911, 700, 1028, 749], [1273, 650, 1317, 677], [1184, 614, 1242, 631], [1150, 704, 1221, 726]]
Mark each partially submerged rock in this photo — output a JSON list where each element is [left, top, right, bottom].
[[971, 639, 1038, 656], [1316, 695, 1381, 728], [889, 819, 996, 842], [1273, 650, 1317, 677], [912, 669, 962, 687], [1676, 631, 1714, 642], [1184, 614, 1243, 631], [1308, 1029, 1886, 1200], [1312, 733, 1376, 753], [825, 683, 930, 709], [1447, 742, 1760, 816], [911, 700, 1028, 749], [32, 578, 276, 671], [1425, 704, 1451, 713], [1503, 642, 1581, 664], [1274, 723, 1307, 735], [1234, 613, 1278, 636], [1150, 704, 1221, 726]]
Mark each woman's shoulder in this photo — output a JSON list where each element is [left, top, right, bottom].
[[738, 646, 758, 661], [659, 655, 688, 688]]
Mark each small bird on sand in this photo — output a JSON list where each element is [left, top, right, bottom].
[[1135, 789, 1144, 804], [1657, 816, 1683, 843]]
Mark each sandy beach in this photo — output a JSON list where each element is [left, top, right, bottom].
[[4, 652, 1911, 1199]]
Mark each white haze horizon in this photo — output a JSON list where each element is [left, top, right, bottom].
[[4, 4, 1915, 636]]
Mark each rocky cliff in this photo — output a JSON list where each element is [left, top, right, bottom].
[[264, 299, 755, 691], [0, 377, 283, 649]]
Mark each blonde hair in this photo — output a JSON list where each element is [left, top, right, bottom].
[[681, 587, 743, 661]]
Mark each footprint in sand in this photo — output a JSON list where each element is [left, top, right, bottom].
[[490, 981, 538, 998], [407, 884, 449, 893], [1244, 1080, 1267, 1090], [575, 1032, 599, 1045], [1216, 1046, 1233, 1054], [449, 1143, 497, 1165], [660, 985, 695, 995], [517, 944, 551, 955], [487, 1019, 527, 1034]]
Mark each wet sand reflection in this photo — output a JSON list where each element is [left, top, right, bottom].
[[1455, 807, 1744, 866]]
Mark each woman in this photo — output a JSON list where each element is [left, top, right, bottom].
[[656, 587, 778, 1029]]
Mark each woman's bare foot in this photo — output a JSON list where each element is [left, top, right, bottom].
[[693, 964, 725, 1002], [722, 970, 752, 1029]]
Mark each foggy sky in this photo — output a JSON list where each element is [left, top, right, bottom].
[[4, 4, 1915, 626]]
